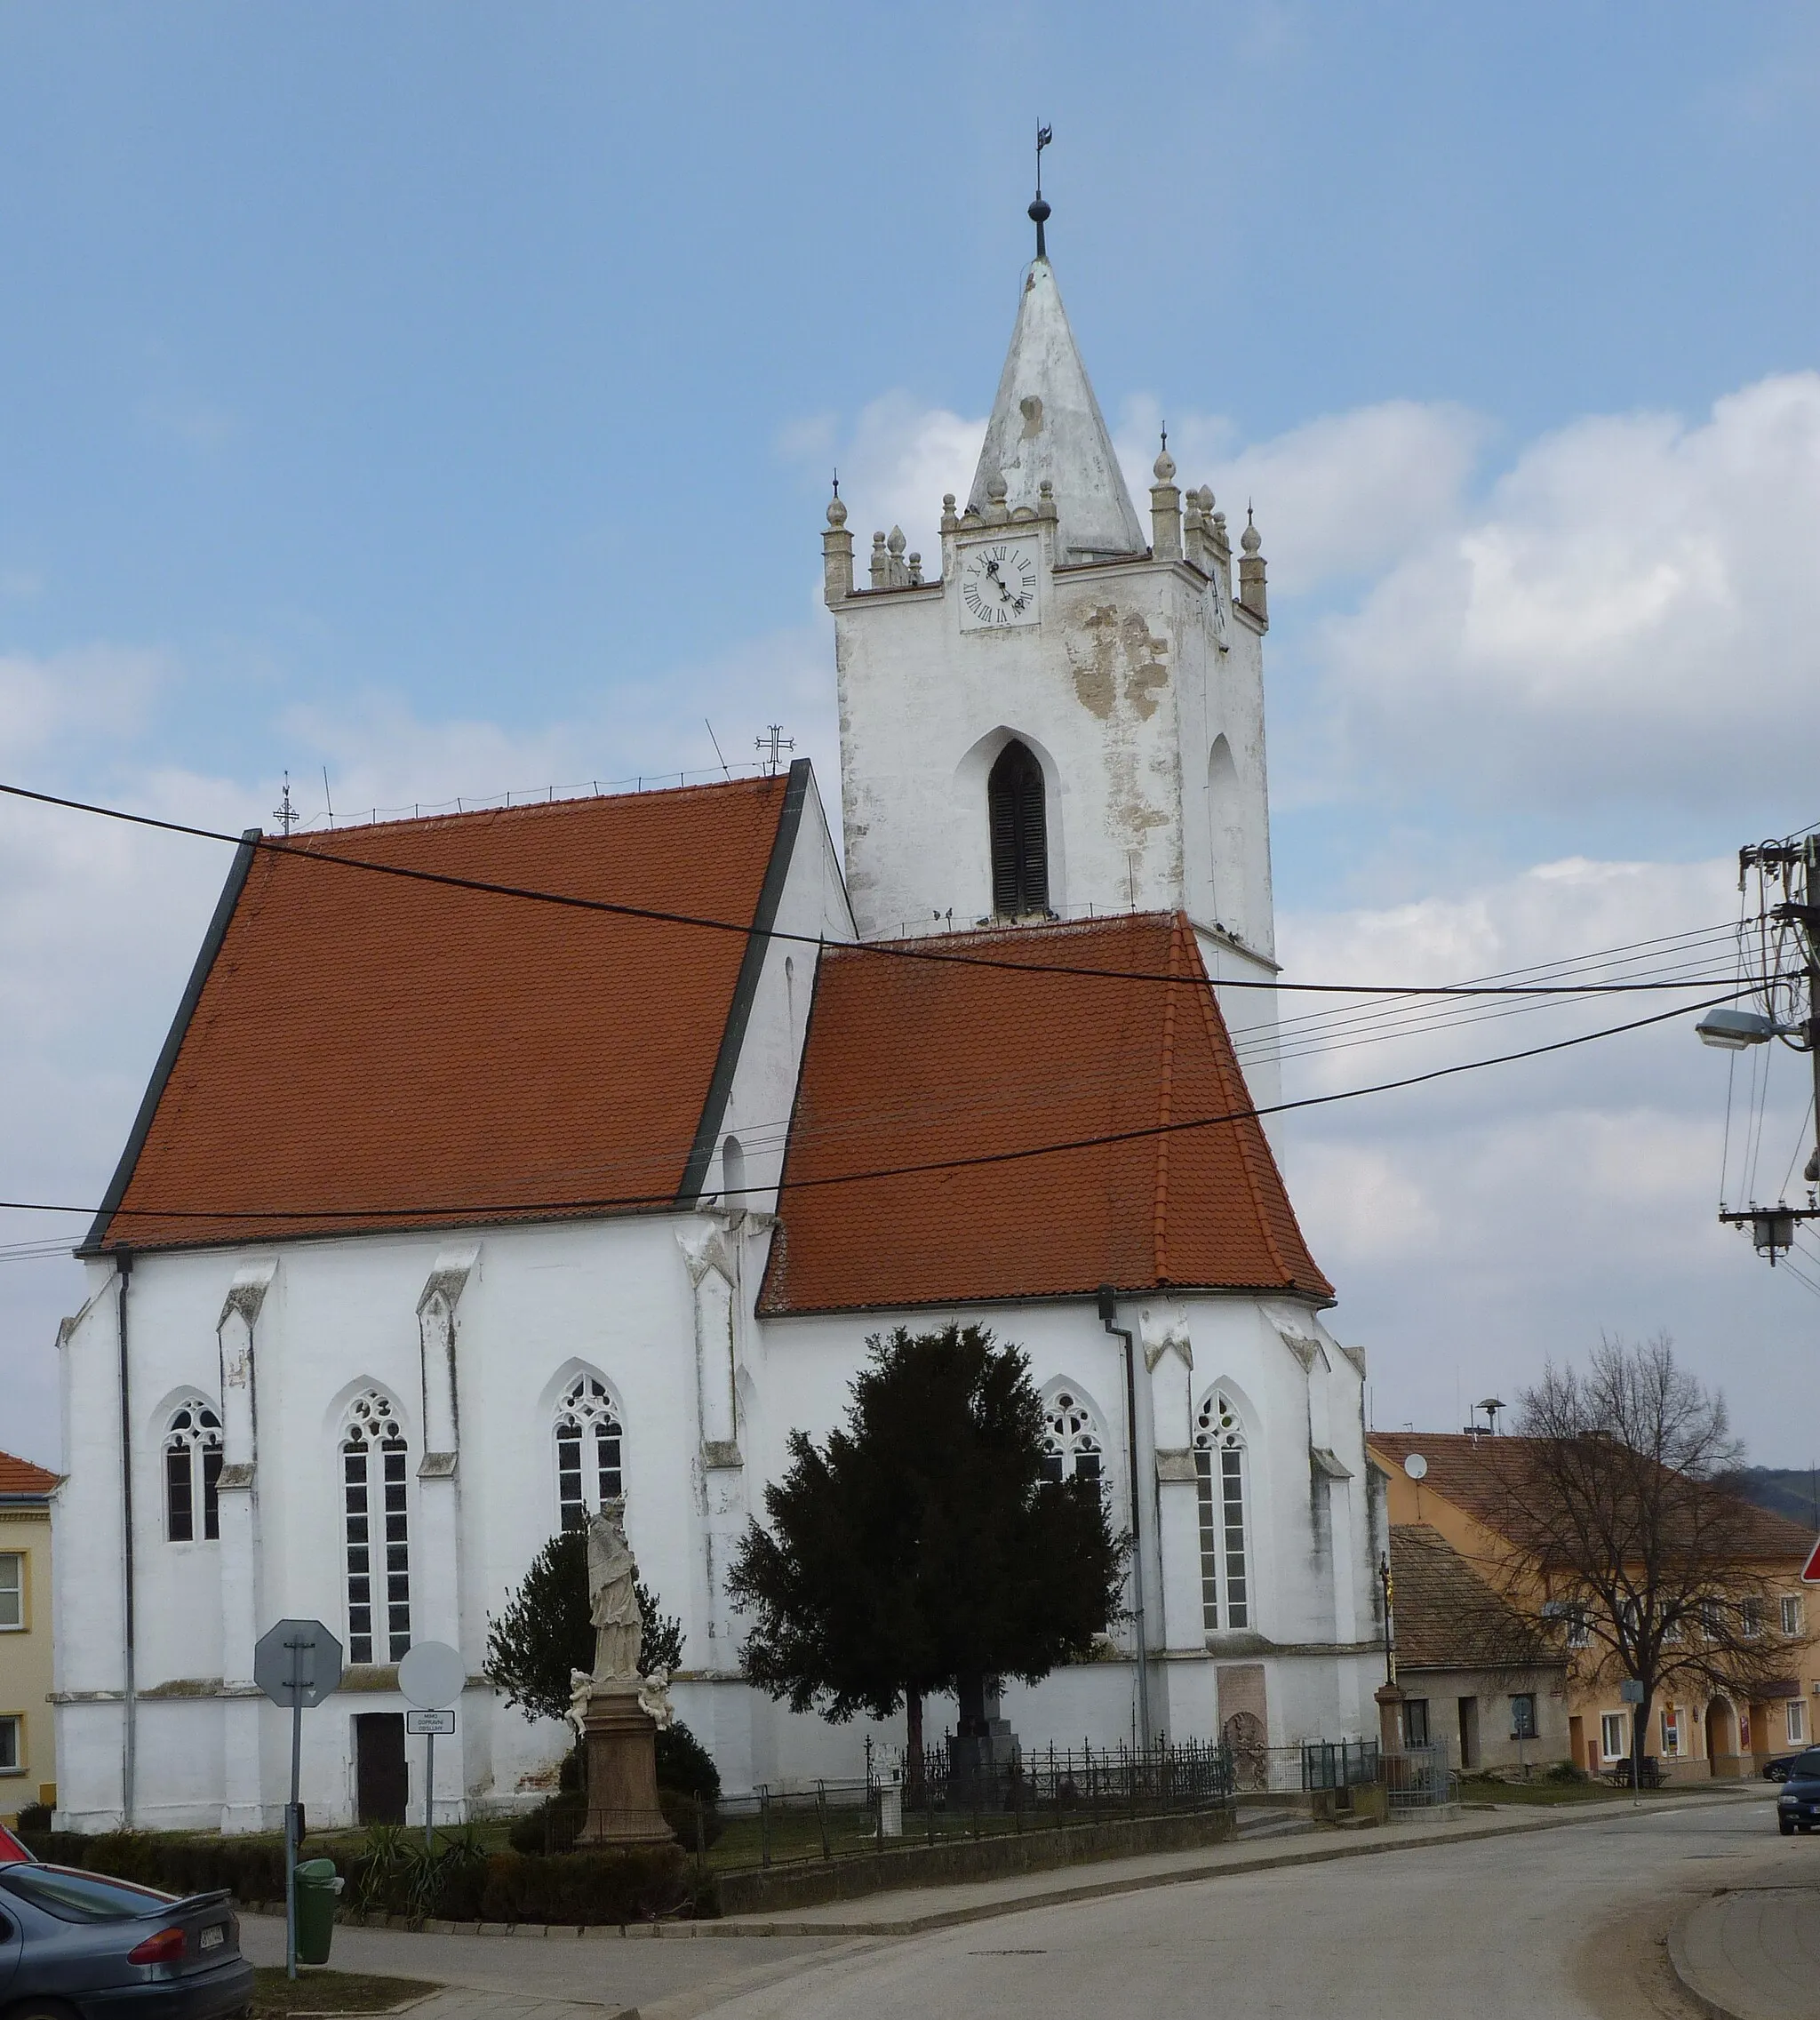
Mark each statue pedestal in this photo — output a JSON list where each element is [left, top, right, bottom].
[[576, 1685, 675, 1847]]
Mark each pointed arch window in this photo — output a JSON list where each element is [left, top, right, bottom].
[[342, 1391, 411, 1665], [988, 740, 1050, 918], [1041, 1389, 1105, 1488], [1193, 1390, 1250, 1631], [555, 1375, 624, 1532], [164, 1401, 223, 1543]]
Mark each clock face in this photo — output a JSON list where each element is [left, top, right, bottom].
[[1209, 569, 1231, 651], [958, 540, 1040, 631]]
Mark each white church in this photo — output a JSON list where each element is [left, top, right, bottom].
[[49, 209, 1386, 1832]]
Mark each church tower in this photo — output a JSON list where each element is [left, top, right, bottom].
[[823, 201, 1282, 1094]]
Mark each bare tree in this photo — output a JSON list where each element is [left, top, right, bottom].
[[1482, 1336, 1795, 1785]]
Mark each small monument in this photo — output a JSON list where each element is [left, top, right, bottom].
[[572, 1500, 675, 1846]]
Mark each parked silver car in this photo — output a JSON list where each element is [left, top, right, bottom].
[[0, 1862, 253, 2018]]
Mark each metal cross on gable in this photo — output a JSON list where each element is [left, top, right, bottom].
[[755, 725, 794, 777]]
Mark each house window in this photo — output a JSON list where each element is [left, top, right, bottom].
[[1564, 1605, 1590, 1649], [1700, 1598, 1723, 1639], [164, 1401, 224, 1543], [1511, 1694, 1537, 1741], [1661, 1706, 1680, 1756], [1041, 1390, 1105, 1487], [1783, 1595, 1804, 1638], [0, 1714, 19, 1772], [0, 1554, 20, 1632], [342, 1391, 410, 1665], [1404, 1698, 1431, 1748], [1743, 1599, 1763, 1639], [555, 1375, 624, 1531], [987, 740, 1049, 918], [1789, 1700, 1808, 1746], [1193, 1390, 1249, 1631], [1600, 1713, 1628, 1761]]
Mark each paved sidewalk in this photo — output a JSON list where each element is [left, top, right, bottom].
[[1671, 1887, 1820, 2020]]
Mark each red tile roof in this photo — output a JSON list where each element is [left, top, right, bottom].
[[1370, 1432, 1815, 1562], [0, 1451, 58, 1497], [758, 912, 1331, 1314], [90, 774, 803, 1250], [1389, 1523, 1551, 1673]]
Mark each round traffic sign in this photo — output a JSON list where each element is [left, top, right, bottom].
[[398, 1639, 466, 1709]]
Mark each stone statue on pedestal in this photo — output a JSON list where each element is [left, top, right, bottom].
[[572, 1499, 675, 1847], [587, 1500, 643, 1682]]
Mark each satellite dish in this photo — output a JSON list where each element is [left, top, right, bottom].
[[1403, 1453, 1429, 1481]]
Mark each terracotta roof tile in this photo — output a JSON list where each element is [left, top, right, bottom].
[[1389, 1523, 1548, 1672], [93, 776, 797, 1250], [0, 1450, 58, 1496], [1370, 1432, 1815, 1562], [757, 912, 1331, 1314]]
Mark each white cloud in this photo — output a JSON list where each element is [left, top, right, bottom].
[[1116, 396, 1485, 591], [780, 392, 986, 579], [0, 646, 164, 764], [1317, 372, 1820, 813], [1272, 849, 1814, 1460]]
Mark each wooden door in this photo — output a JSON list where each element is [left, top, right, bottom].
[[355, 1713, 408, 1825]]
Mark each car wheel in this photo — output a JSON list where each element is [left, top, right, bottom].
[[1781, 1817, 1797, 1834], [4, 2003, 83, 2020]]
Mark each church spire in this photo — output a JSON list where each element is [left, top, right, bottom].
[[965, 188, 1145, 564]]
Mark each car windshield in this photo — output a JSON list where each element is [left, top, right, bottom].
[[1791, 1751, 1820, 1781], [0, 1864, 175, 1922]]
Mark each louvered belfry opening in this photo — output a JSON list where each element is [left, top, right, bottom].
[[988, 739, 1050, 918]]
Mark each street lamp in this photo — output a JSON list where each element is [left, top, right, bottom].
[[1695, 1007, 1785, 1050]]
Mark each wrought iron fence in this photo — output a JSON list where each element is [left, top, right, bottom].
[[1383, 1745, 1456, 1811], [675, 1738, 1236, 1875], [1300, 1738, 1381, 1792]]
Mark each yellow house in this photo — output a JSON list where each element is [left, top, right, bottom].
[[1370, 1433, 1818, 1781], [0, 1449, 58, 1821]]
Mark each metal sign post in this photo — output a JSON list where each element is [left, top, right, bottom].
[[254, 1620, 343, 1982], [398, 1641, 465, 1856]]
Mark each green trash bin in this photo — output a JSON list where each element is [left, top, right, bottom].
[[292, 1858, 342, 1966]]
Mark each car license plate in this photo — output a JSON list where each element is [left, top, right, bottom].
[[200, 1925, 225, 1952]]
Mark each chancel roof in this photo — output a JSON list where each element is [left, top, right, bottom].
[[758, 912, 1331, 1315], [85, 770, 807, 1252], [966, 258, 1147, 563]]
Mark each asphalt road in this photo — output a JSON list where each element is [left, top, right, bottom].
[[676, 1797, 1806, 2020], [239, 1798, 1808, 2019]]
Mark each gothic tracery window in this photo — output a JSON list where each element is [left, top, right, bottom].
[[1193, 1389, 1250, 1631], [164, 1401, 223, 1543], [342, 1390, 411, 1665], [988, 740, 1050, 918], [1041, 1389, 1105, 1488], [555, 1374, 624, 1531]]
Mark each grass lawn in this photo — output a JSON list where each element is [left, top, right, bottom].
[[1463, 1775, 1744, 1806], [251, 1966, 439, 2016]]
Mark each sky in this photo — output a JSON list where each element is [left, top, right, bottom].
[[3, 2, 1819, 1469]]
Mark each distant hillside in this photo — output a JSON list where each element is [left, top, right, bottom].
[[1732, 1466, 1820, 1532]]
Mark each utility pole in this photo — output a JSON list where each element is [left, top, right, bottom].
[[1699, 831, 1820, 1263]]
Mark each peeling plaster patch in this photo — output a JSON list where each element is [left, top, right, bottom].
[[1120, 613, 1169, 718], [1069, 604, 1121, 718]]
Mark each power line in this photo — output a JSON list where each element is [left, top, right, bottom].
[[0, 778, 1746, 1001], [0, 983, 1754, 1234]]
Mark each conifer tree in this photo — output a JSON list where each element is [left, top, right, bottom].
[[726, 1324, 1125, 1749]]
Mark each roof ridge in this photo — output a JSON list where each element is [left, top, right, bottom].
[[1152, 916, 1185, 1282], [1180, 914, 1304, 1292], [287, 771, 784, 846]]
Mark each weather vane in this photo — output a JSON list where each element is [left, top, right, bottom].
[[1030, 124, 1053, 259]]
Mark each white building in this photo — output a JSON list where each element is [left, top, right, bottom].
[[50, 218, 1385, 1832]]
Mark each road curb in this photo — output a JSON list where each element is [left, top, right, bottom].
[[1666, 1905, 1747, 2020], [711, 1787, 1768, 1938]]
